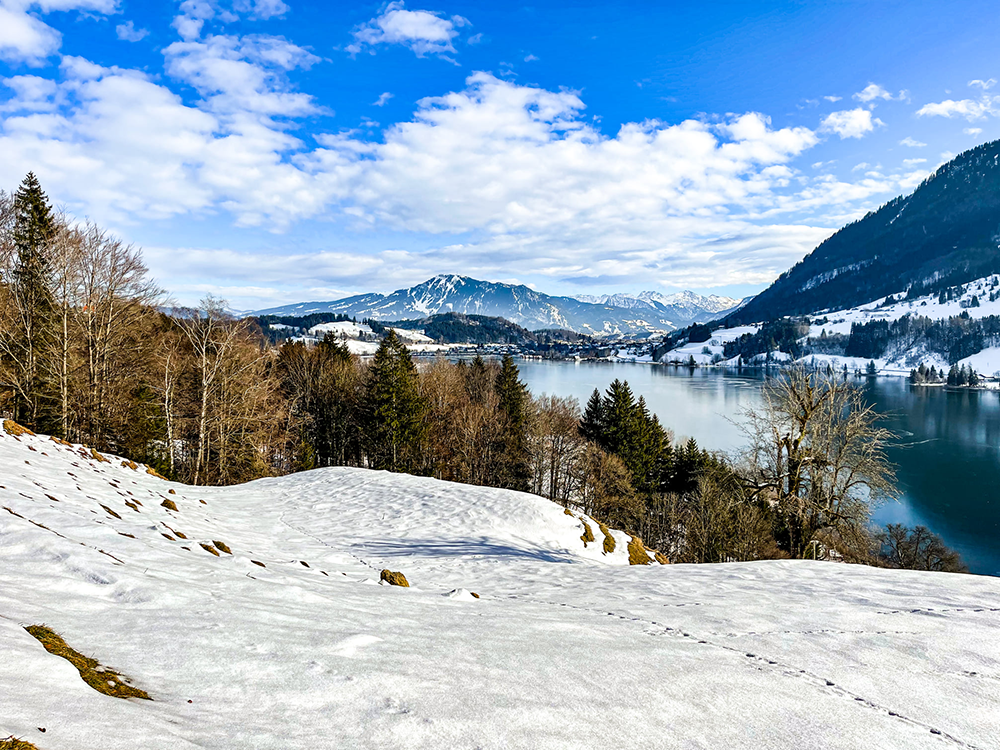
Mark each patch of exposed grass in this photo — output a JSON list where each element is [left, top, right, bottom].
[[597, 522, 616, 555], [120, 460, 138, 470], [199, 542, 220, 556], [25, 625, 151, 701], [99, 504, 121, 520], [654, 551, 670, 565], [160, 499, 178, 512], [251, 560, 266, 567], [146, 467, 167, 480], [167, 489, 176, 495], [49, 435, 71, 447], [213, 540, 232, 554], [580, 520, 595, 546], [1, 735, 41, 749], [380, 569, 409, 587], [563, 508, 574, 516], [89, 448, 109, 463], [3, 419, 34, 438], [627, 535, 652, 566]]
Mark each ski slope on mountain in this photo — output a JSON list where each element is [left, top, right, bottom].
[[1, 425, 998, 750]]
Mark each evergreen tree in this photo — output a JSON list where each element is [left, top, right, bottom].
[[494, 355, 531, 491], [579, 388, 606, 443], [362, 330, 427, 473], [7, 173, 57, 430]]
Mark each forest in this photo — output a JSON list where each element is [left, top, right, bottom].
[[0, 175, 965, 573]]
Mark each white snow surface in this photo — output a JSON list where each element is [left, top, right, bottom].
[[2, 429, 999, 749]]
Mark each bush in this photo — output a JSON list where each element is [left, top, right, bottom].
[[876, 524, 968, 573]]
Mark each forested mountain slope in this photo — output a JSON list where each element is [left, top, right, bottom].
[[731, 140, 1000, 324]]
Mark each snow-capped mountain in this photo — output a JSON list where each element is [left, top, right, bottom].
[[3, 426, 999, 748], [574, 290, 743, 324], [254, 275, 689, 335]]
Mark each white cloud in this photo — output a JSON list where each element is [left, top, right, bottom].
[[916, 95, 1000, 121], [822, 95, 841, 103], [854, 83, 894, 103], [373, 91, 393, 107], [232, 0, 288, 20], [902, 158, 926, 167], [819, 108, 883, 139], [116, 21, 149, 42], [0, 0, 117, 66], [964, 127, 983, 135], [524, 54, 538, 63], [346, 2, 469, 58], [899, 136, 926, 148], [969, 78, 996, 90]]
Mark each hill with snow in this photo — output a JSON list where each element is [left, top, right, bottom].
[[2, 424, 998, 749], [254, 275, 687, 336], [730, 139, 1000, 325], [574, 290, 742, 324]]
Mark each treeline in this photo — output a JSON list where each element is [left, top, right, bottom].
[[845, 313, 1000, 365], [0, 175, 966, 572]]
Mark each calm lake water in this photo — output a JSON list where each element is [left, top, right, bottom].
[[516, 359, 1000, 576]]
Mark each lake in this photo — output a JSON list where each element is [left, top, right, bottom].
[[515, 359, 1000, 576]]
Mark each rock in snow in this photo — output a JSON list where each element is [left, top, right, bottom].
[[0, 427, 998, 749]]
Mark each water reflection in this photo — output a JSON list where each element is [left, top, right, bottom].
[[516, 360, 1000, 576]]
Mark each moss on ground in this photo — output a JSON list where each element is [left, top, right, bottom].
[[25, 625, 151, 700], [597, 522, 616, 555], [580, 520, 595, 546], [1, 736, 41, 749], [3, 420, 34, 438], [627, 535, 652, 565], [380, 569, 409, 587]]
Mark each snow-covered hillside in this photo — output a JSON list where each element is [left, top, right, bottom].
[[2, 425, 998, 749]]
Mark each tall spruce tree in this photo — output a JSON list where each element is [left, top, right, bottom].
[[579, 388, 606, 443], [495, 354, 531, 491], [9, 173, 57, 430], [362, 330, 427, 473]]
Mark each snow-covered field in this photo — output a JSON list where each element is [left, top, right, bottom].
[[2, 426, 999, 749]]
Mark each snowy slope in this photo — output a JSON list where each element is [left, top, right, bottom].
[[2, 427, 999, 749]]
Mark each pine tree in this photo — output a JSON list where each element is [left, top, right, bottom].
[[579, 388, 606, 443], [362, 330, 427, 472], [7, 173, 57, 430], [494, 355, 531, 491]]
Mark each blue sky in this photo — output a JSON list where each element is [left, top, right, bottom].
[[1, 0, 999, 310]]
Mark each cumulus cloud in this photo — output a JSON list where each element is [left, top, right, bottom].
[[820, 108, 883, 139], [899, 136, 926, 148], [916, 95, 1000, 121], [902, 158, 926, 167], [116, 21, 149, 42], [346, 2, 469, 58], [0, 0, 117, 66], [373, 91, 393, 106], [968, 78, 996, 90], [823, 95, 841, 103], [0, 61, 927, 307], [964, 127, 983, 135]]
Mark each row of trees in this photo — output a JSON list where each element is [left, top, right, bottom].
[[0, 174, 965, 572]]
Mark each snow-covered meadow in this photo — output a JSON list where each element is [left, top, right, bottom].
[[1, 426, 998, 749]]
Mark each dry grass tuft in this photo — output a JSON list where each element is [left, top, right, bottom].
[[580, 520, 595, 546], [146, 467, 167, 480], [199, 542, 220, 557], [89, 448, 109, 463], [470, 592, 480, 599], [3, 419, 34, 438], [167, 489, 176, 495], [49, 435, 71, 447], [99, 504, 122, 520], [380, 569, 409, 587], [213, 540, 232, 554], [563, 508, 574, 516], [597, 522, 616, 555], [654, 551, 670, 565], [1, 735, 41, 749], [124, 500, 140, 513], [627, 535, 652, 565], [25, 625, 151, 700], [160, 499, 178, 512], [120, 460, 138, 470], [251, 560, 266, 567]]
